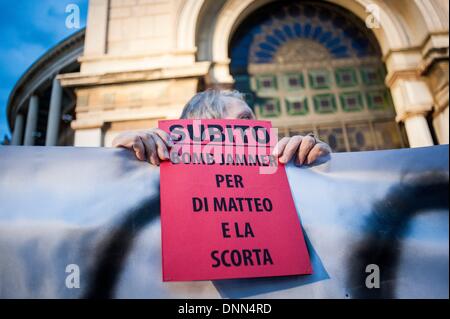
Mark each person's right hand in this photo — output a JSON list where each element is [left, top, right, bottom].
[[112, 128, 174, 166]]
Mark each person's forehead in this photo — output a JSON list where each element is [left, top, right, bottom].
[[222, 97, 254, 119], [222, 96, 250, 111]]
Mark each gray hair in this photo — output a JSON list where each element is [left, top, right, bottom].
[[180, 89, 245, 119]]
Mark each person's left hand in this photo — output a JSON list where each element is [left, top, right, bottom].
[[272, 134, 331, 166]]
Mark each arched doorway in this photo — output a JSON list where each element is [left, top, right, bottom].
[[229, 1, 408, 152]]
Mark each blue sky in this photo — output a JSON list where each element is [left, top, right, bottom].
[[0, 0, 88, 141]]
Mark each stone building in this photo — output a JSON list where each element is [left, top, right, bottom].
[[7, 0, 449, 152]]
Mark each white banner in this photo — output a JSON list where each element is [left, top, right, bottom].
[[0, 145, 448, 298]]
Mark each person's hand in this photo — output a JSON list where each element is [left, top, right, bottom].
[[112, 128, 174, 166], [272, 134, 331, 166]]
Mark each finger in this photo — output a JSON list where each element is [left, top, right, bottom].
[[279, 136, 302, 164], [131, 136, 146, 161], [112, 133, 132, 148], [308, 142, 332, 164], [306, 144, 324, 165], [272, 137, 290, 157], [112, 135, 122, 148], [297, 135, 316, 165], [141, 135, 159, 165], [152, 128, 174, 147], [151, 133, 170, 160]]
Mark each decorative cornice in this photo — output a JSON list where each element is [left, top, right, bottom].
[[59, 61, 211, 88], [385, 70, 420, 88], [419, 48, 449, 76], [395, 110, 429, 123], [70, 118, 104, 130], [382, 31, 449, 62], [78, 49, 198, 63]]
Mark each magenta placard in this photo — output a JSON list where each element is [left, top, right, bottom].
[[159, 119, 312, 281]]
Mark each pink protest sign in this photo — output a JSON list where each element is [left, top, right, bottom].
[[159, 119, 312, 281]]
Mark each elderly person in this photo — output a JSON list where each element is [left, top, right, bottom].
[[112, 90, 331, 166]]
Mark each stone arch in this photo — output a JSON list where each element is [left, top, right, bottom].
[[193, 0, 444, 147], [227, 1, 407, 152], [193, 0, 433, 83], [175, 0, 205, 51]]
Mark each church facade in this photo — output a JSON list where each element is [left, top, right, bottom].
[[7, 0, 449, 152]]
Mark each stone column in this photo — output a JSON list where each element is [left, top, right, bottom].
[[74, 128, 103, 147], [419, 34, 449, 145], [403, 114, 434, 147], [45, 77, 63, 146], [11, 113, 24, 145], [388, 74, 435, 148], [83, 0, 109, 58], [206, 60, 235, 89], [24, 95, 39, 146], [71, 119, 104, 147]]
